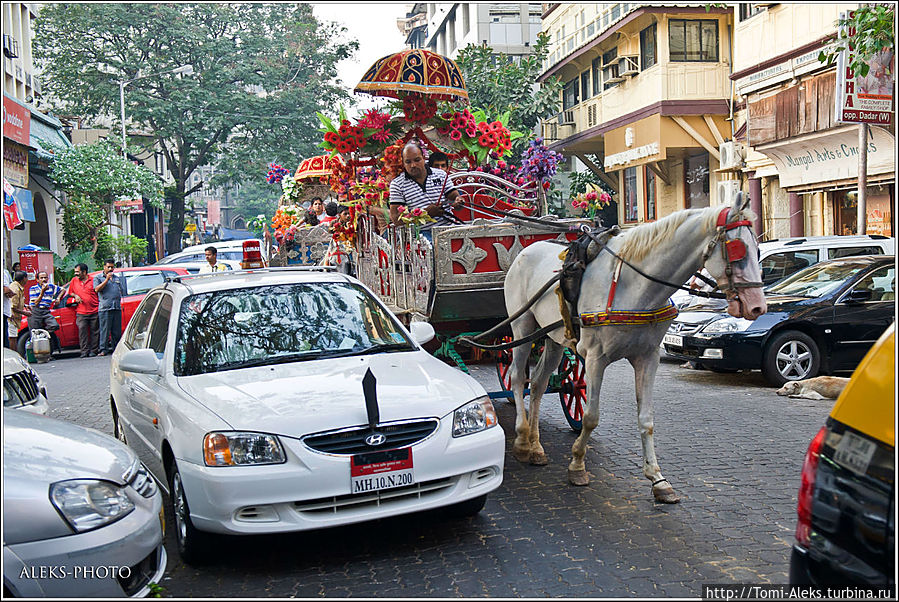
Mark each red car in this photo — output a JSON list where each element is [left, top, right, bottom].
[[16, 266, 189, 357]]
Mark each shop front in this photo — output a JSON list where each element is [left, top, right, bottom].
[[755, 124, 895, 236]]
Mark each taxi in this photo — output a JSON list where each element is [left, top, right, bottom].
[[789, 322, 894, 589]]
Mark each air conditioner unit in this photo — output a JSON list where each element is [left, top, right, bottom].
[[718, 141, 745, 171], [558, 110, 575, 125], [603, 61, 624, 83], [618, 55, 640, 77], [3, 34, 18, 59], [717, 180, 741, 206]]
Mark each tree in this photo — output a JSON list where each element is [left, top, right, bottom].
[[227, 180, 281, 229], [455, 33, 562, 158], [34, 4, 357, 254], [49, 140, 163, 259], [818, 5, 894, 78]]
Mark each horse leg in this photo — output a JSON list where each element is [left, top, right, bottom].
[[509, 320, 535, 463], [630, 354, 680, 504], [522, 339, 564, 466], [568, 353, 609, 486]]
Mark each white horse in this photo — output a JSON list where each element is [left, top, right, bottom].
[[503, 195, 767, 503]]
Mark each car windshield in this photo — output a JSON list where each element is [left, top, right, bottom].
[[174, 282, 414, 376], [766, 260, 871, 298]]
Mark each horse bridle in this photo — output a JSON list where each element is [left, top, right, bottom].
[[701, 207, 764, 307]]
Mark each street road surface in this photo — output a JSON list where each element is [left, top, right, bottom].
[[32, 351, 831, 597]]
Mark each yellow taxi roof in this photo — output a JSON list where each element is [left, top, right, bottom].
[[830, 322, 895, 447]]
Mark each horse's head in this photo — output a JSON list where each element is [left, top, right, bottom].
[[702, 193, 767, 320]]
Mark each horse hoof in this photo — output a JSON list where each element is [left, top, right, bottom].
[[568, 469, 589, 486], [512, 448, 531, 463], [529, 451, 548, 466], [653, 486, 680, 504]]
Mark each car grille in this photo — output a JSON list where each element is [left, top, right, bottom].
[[293, 476, 455, 515], [302, 419, 440, 455], [668, 321, 704, 336], [3, 370, 40, 408], [116, 546, 163, 597]]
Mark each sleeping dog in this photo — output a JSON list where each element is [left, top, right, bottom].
[[775, 376, 851, 400]]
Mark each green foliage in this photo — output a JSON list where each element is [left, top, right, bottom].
[[109, 235, 149, 266], [147, 582, 165, 598], [818, 6, 894, 78], [228, 180, 280, 230], [61, 197, 116, 262], [50, 140, 163, 207], [53, 249, 99, 286], [567, 161, 614, 199], [455, 33, 563, 157], [33, 3, 357, 253]]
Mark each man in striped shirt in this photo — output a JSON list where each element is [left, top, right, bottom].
[[388, 143, 462, 239]]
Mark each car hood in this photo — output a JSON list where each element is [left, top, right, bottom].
[[176, 351, 485, 436], [3, 410, 137, 545], [676, 295, 815, 325], [3, 347, 29, 376]]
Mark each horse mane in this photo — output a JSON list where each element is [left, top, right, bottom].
[[616, 205, 756, 263]]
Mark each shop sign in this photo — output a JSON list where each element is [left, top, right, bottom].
[[757, 125, 894, 188], [113, 197, 143, 214], [2, 96, 30, 146], [604, 143, 660, 169], [834, 11, 894, 126], [3, 140, 28, 188]]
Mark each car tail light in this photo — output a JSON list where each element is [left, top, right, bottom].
[[241, 240, 264, 269], [795, 426, 827, 548]]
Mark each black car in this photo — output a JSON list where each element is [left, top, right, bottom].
[[662, 255, 895, 386]]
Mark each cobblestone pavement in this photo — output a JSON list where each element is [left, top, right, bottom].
[[32, 350, 832, 597]]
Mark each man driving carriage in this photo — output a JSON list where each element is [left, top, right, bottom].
[[388, 142, 464, 241]]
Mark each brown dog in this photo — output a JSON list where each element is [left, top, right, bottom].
[[776, 376, 851, 400]]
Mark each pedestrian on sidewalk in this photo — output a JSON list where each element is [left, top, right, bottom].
[[93, 259, 127, 356], [68, 263, 100, 357], [8, 271, 30, 354], [27, 271, 65, 339]]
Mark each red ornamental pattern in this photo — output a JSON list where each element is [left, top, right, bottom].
[[296, 155, 344, 180], [355, 49, 468, 102]]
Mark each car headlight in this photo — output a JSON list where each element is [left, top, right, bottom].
[[50, 480, 135, 533], [452, 397, 498, 437], [203, 432, 286, 466], [702, 317, 753, 333]]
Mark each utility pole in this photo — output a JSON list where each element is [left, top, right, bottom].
[[857, 123, 868, 234]]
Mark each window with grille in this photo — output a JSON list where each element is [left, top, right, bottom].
[[581, 71, 590, 101], [669, 20, 719, 62], [640, 24, 657, 69], [738, 4, 765, 21], [592, 56, 602, 96], [563, 78, 579, 110]]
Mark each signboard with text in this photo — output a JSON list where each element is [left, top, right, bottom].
[[2, 95, 31, 146], [834, 11, 894, 125]]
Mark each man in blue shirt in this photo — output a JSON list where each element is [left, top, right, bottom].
[[93, 259, 127, 356], [27, 271, 65, 336]]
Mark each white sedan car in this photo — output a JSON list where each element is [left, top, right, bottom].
[[109, 268, 504, 564]]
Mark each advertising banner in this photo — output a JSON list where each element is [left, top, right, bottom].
[[834, 11, 895, 125], [2, 95, 30, 146]]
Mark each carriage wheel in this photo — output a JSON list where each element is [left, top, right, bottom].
[[557, 351, 587, 433]]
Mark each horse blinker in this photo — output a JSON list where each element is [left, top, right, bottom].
[[725, 239, 747, 262]]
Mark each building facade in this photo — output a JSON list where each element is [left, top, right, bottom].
[[540, 3, 735, 227], [424, 3, 543, 59], [3, 3, 70, 271], [397, 3, 429, 49], [731, 3, 895, 239]]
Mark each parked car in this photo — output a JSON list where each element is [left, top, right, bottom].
[[154, 240, 261, 266], [789, 323, 894, 589], [162, 259, 242, 275], [3, 410, 166, 597], [3, 347, 49, 414], [670, 234, 894, 309], [110, 268, 505, 564], [16, 266, 189, 357], [662, 255, 894, 385]]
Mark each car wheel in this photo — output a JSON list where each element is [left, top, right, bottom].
[[762, 330, 820, 387], [444, 494, 487, 519], [168, 461, 210, 565], [16, 331, 28, 357], [112, 406, 127, 445]]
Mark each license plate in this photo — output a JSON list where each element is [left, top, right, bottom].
[[350, 448, 414, 494], [663, 334, 683, 347], [833, 431, 876, 475]]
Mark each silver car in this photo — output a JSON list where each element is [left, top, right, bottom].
[[3, 348, 49, 415], [3, 410, 166, 597]]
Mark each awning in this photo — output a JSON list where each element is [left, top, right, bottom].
[[755, 125, 895, 190], [29, 111, 71, 161]]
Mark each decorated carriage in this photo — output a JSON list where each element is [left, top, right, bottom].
[[258, 49, 608, 430]]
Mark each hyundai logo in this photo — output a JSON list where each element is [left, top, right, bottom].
[[365, 433, 387, 447]]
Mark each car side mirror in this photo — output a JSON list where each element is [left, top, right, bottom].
[[64, 295, 79, 308], [119, 348, 162, 375], [844, 289, 873, 304], [409, 321, 435, 345]]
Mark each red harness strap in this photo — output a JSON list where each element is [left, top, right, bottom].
[[716, 207, 752, 230], [580, 257, 678, 327]]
